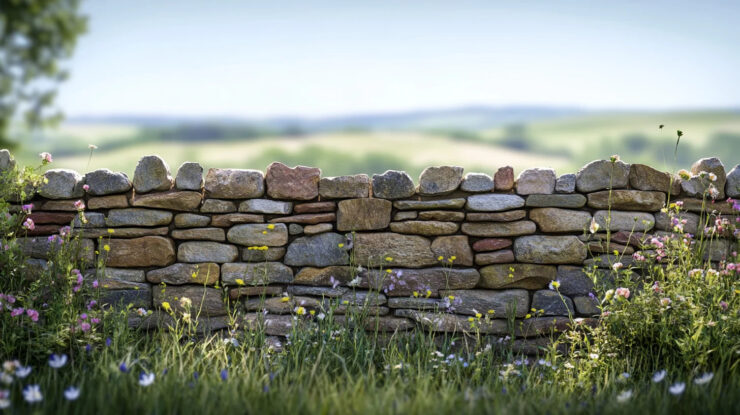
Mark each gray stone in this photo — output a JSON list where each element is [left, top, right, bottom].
[[702, 238, 731, 262], [147, 263, 220, 285], [319, 174, 370, 198], [439, 289, 529, 318], [18, 237, 95, 262], [690, 157, 726, 199], [84, 169, 132, 196], [529, 208, 592, 233], [461, 221, 536, 237], [532, 290, 574, 316], [474, 250, 515, 265], [629, 164, 681, 194], [478, 264, 557, 289], [284, 232, 350, 266], [174, 213, 210, 228], [287, 285, 348, 298], [337, 198, 392, 231], [171, 227, 225, 241], [241, 314, 296, 336], [175, 162, 203, 190], [394, 211, 417, 221], [575, 159, 630, 192], [363, 268, 480, 297], [97, 268, 146, 283], [0, 149, 15, 171], [387, 297, 445, 310], [516, 168, 556, 195], [227, 223, 289, 246], [466, 210, 527, 222], [673, 198, 735, 215], [131, 191, 202, 211], [38, 169, 85, 199], [177, 242, 239, 263], [418, 166, 463, 195], [338, 290, 387, 306], [371, 170, 416, 200], [654, 210, 699, 234], [587, 190, 666, 211], [525, 194, 587, 208], [101, 286, 152, 309], [460, 173, 494, 193], [133, 155, 172, 193], [75, 227, 169, 239], [221, 262, 293, 286], [241, 246, 286, 262], [304, 223, 333, 235], [293, 266, 356, 286], [573, 296, 600, 316], [239, 199, 293, 214], [352, 232, 437, 268], [87, 194, 129, 209], [265, 162, 321, 200], [389, 221, 459, 236], [288, 224, 303, 235], [466, 194, 525, 211], [727, 165, 740, 198], [204, 168, 264, 199], [593, 210, 655, 232], [243, 296, 320, 314], [154, 285, 226, 316], [555, 174, 576, 193], [556, 266, 596, 296], [395, 309, 508, 334], [394, 199, 466, 210], [73, 212, 105, 228], [106, 208, 172, 227], [514, 235, 587, 264], [200, 199, 237, 213]]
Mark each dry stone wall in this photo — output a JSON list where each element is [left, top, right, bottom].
[[4, 149, 740, 352]]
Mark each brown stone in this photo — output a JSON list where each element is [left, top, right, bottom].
[[26, 225, 62, 236], [293, 201, 336, 213], [153, 285, 226, 316], [514, 235, 587, 264], [304, 223, 333, 235], [146, 263, 220, 285], [394, 199, 466, 210], [461, 221, 536, 237], [131, 191, 202, 211], [105, 236, 176, 267], [363, 268, 480, 297], [472, 238, 512, 252], [241, 247, 286, 262], [475, 250, 515, 265], [393, 211, 417, 221], [629, 164, 681, 194], [293, 266, 356, 286], [465, 210, 526, 222], [478, 263, 557, 289], [270, 213, 336, 225], [390, 221, 459, 236], [430, 235, 473, 266], [353, 233, 436, 268], [265, 162, 321, 200], [319, 174, 370, 199], [200, 199, 237, 213], [88, 195, 129, 209], [75, 227, 169, 239], [171, 228, 225, 241], [418, 210, 465, 221], [587, 190, 666, 211], [494, 166, 515, 190], [243, 296, 321, 314], [210, 213, 265, 227], [28, 212, 76, 225], [38, 200, 84, 211], [229, 286, 284, 300], [586, 241, 634, 255], [204, 168, 264, 199], [529, 208, 592, 233], [336, 198, 392, 231]]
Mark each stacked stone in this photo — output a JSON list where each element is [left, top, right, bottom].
[[5, 149, 739, 350]]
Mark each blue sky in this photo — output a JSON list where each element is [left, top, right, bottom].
[[57, 0, 740, 118]]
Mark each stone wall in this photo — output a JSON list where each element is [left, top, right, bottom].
[[4, 149, 739, 351]]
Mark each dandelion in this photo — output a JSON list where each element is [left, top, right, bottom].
[[294, 306, 306, 315], [616, 390, 632, 403], [385, 256, 393, 262], [280, 296, 291, 303], [693, 372, 713, 385], [23, 384, 43, 403], [64, 386, 80, 401], [103, 244, 110, 252], [235, 279, 245, 286], [652, 370, 667, 383], [548, 280, 560, 290], [267, 224, 275, 230], [48, 354, 68, 369], [668, 382, 685, 395], [161, 301, 172, 312], [139, 372, 155, 387], [15, 366, 31, 378], [337, 243, 344, 248]]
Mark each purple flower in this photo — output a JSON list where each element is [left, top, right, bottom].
[[11, 307, 25, 317], [22, 204, 33, 214], [26, 309, 39, 322], [220, 369, 228, 381], [92, 280, 99, 288], [193, 371, 199, 380], [106, 337, 112, 347], [119, 362, 129, 373]]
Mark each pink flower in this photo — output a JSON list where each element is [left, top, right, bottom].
[[39, 152, 53, 163], [92, 280, 99, 288], [719, 301, 728, 311], [660, 297, 672, 307], [26, 309, 39, 322], [652, 281, 662, 293], [83, 184, 90, 192], [79, 322, 91, 332], [73, 200, 85, 211], [615, 287, 630, 299], [91, 318, 100, 324], [11, 307, 25, 317], [80, 313, 88, 320], [86, 300, 97, 310], [59, 226, 71, 237], [22, 218, 35, 231]]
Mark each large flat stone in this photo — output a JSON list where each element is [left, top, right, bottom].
[[319, 174, 370, 198], [336, 198, 392, 231], [238, 199, 292, 214], [363, 267, 480, 297], [430, 235, 473, 266], [352, 232, 436, 268], [593, 210, 655, 232], [88, 194, 129, 209], [75, 227, 169, 239], [387, 297, 446, 310], [418, 210, 465, 221], [461, 221, 536, 237], [394, 198, 466, 210], [389, 221, 459, 236], [475, 250, 515, 265], [18, 237, 95, 262], [466, 210, 526, 222], [147, 263, 220, 285], [287, 285, 348, 298], [525, 194, 587, 208], [269, 213, 335, 224], [514, 235, 587, 264], [395, 310, 508, 334], [587, 190, 665, 211], [177, 242, 239, 263], [221, 262, 293, 285], [171, 227, 225, 241], [478, 263, 557, 289], [131, 191, 202, 211], [200, 199, 236, 213], [439, 289, 529, 318], [84, 169, 132, 196], [174, 213, 211, 228], [417, 166, 463, 195], [529, 208, 592, 233], [38, 169, 85, 199], [211, 213, 264, 227], [204, 168, 264, 199], [226, 224, 289, 246], [516, 168, 556, 195], [293, 201, 336, 213], [293, 266, 356, 286], [371, 170, 416, 200], [265, 162, 320, 200], [106, 208, 172, 227], [106, 236, 176, 267], [153, 285, 226, 316], [241, 246, 286, 262], [575, 159, 630, 192], [466, 194, 525, 211], [284, 232, 350, 266], [133, 155, 172, 193], [472, 238, 512, 252], [629, 164, 681, 194]]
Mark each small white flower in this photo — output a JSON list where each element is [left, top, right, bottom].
[[708, 172, 717, 182], [64, 386, 80, 401], [669, 382, 685, 395], [589, 218, 600, 234], [15, 366, 31, 378], [0, 373, 12, 385], [317, 312, 326, 320], [347, 276, 362, 287], [23, 384, 43, 403], [588, 353, 599, 360], [616, 389, 632, 403], [693, 372, 713, 385], [620, 372, 630, 379], [612, 262, 623, 271], [222, 338, 240, 347], [48, 354, 68, 369], [139, 372, 155, 387], [652, 370, 667, 383]]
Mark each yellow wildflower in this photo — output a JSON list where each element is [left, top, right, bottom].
[[448, 295, 455, 300], [525, 313, 531, 319], [487, 309, 495, 315], [236, 279, 245, 286], [468, 317, 475, 322], [475, 312, 482, 319], [281, 296, 291, 302], [309, 309, 316, 316], [438, 255, 444, 261], [338, 243, 344, 248], [161, 302, 171, 312], [425, 289, 432, 298], [413, 291, 419, 298], [107, 228, 115, 234], [103, 244, 110, 252], [385, 256, 393, 262], [267, 224, 275, 230], [295, 306, 306, 315], [262, 231, 267, 235]]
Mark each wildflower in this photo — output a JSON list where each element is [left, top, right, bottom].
[[317, 312, 326, 320], [220, 369, 228, 381], [119, 362, 129, 373], [548, 280, 560, 290], [612, 262, 623, 271], [161, 302, 171, 312], [412, 291, 419, 298], [385, 256, 393, 262], [103, 244, 110, 252], [337, 243, 344, 248], [48, 354, 68, 369], [83, 184, 90, 192], [488, 309, 495, 315], [0, 389, 9, 409], [235, 279, 245, 286], [425, 289, 432, 298], [179, 297, 192, 309], [329, 276, 340, 289], [267, 224, 275, 230], [15, 366, 31, 378], [615, 287, 630, 299], [294, 306, 306, 315], [668, 382, 685, 395], [708, 186, 719, 199], [106, 337, 112, 347], [139, 372, 155, 387], [22, 218, 35, 231], [74, 200, 85, 210], [719, 301, 728, 311], [652, 370, 667, 383], [660, 297, 672, 307], [616, 390, 632, 403], [708, 172, 717, 182], [10, 307, 24, 317], [21, 204, 33, 214], [677, 169, 691, 180], [23, 384, 43, 403], [589, 353, 599, 360], [589, 218, 600, 234], [347, 276, 362, 287], [437, 255, 444, 261], [0, 373, 11, 385], [39, 152, 53, 164], [88, 144, 98, 150], [475, 312, 482, 319], [693, 372, 713, 385], [107, 228, 115, 234], [280, 296, 290, 303], [610, 154, 620, 162], [64, 386, 80, 401]]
